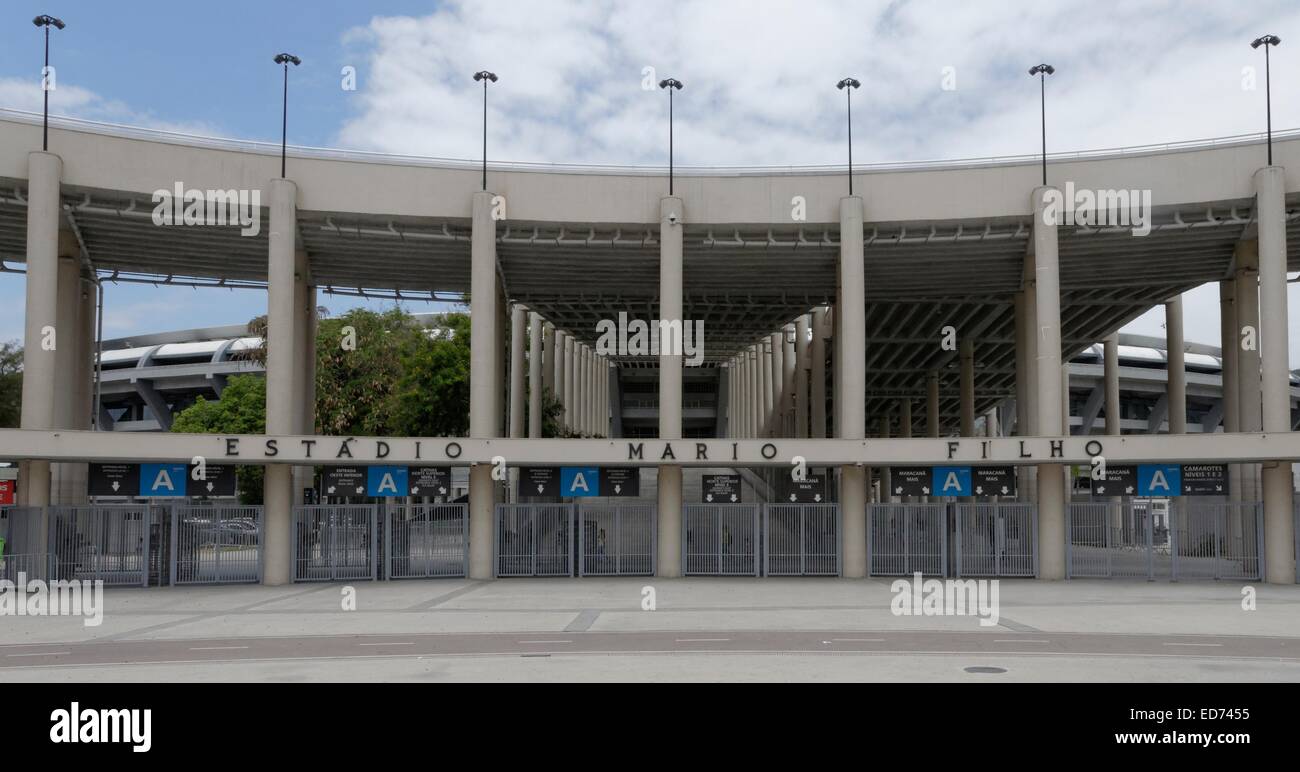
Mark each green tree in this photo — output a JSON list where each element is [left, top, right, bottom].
[[171, 374, 266, 503], [389, 312, 471, 436], [0, 341, 21, 428]]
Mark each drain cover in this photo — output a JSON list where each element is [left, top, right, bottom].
[[963, 666, 1007, 674]]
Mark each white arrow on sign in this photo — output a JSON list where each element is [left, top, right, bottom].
[[411, 486, 420, 494], [536, 484, 545, 493], [789, 493, 797, 502], [614, 484, 622, 494], [894, 486, 903, 494], [1125, 485, 1134, 494], [355, 486, 364, 494], [922, 486, 930, 495], [729, 494, 737, 502], [1096, 485, 1106, 494], [327, 486, 336, 494], [706, 494, 714, 502], [975, 486, 984, 495], [1000, 486, 1009, 495], [438, 487, 447, 495], [813, 493, 822, 502], [206, 481, 214, 492], [111, 480, 120, 492]]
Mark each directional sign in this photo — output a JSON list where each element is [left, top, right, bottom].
[[1137, 464, 1181, 497], [599, 467, 640, 497], [781, 474, 827, 503], [519, 467, 560, 497], [89, 463, 140, 497], [702, 474, 742, 503], [408, 467, 451, 497], [141, 463, 189, 497], [1181, 463, 1229, 496], [931, 466, 972, 497], [189, 463, 237, 497], [323, 466, 367, 497], [560, 467, 600, 497], [971, 466, 1016, 497], [0, 480, 13, 506], [1090, 464, 1137, 496], [367, 465, 408, 497], [892, 467, 932, 497]]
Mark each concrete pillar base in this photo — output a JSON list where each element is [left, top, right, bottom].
[[1262, 462, 1295, 584], [1037, 463, 1066, 579], [656, 466, 682, 577], [841, 466, 867, 578], [262, 465, 293, 585], [469, 464, 495, 579]]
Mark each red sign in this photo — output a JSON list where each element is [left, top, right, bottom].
[[0, 480, 13, 506]]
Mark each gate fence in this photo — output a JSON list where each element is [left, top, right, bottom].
[[955, 502, 1036, 577], [293, 505, 377, 582], [868, 503, 947, 577], [496, 503, 574, 577], [764, 503, 840, 576], [1067, 500, 1261, 581], [386, 503, 467, 579], [578, 502, 654, 576], [683, 503, 760, 576], [48, 504, 149, 586], [171, 505, 263, 585], [1, 507, 51, 580]]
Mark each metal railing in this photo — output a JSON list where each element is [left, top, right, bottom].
[[386, 503, 467, 579], [764, 504, 840, 576], [171, 505, 262, 585], [683, 503, 760, 576], [578, 502, 654, 576], [868, 503, 948, 577], [955, 502, 1036, 577], [495, 503, 574, 577], [292, 505, 377, 582], [48, 504, 149, 586]]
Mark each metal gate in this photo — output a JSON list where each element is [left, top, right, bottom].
[[578, 502, 654, 576], [955, 502, 1036, 577], [293, 505, 377, 582], [1067, 501, 1261, 581], [386, 503, 467, 579], [764, 503, 840, 576], [683, 503, 760, 576], [868, 503, 947, 577], [1, 507, 53, 581], [171, 505, 263, 585], [495, 503, 574, 577], [48, 504, 149, 586]]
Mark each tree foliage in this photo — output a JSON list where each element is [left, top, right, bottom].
[[170, 374, 266, 503], [0, 341, 21, 429]]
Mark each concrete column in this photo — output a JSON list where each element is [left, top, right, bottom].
[[1014, 292, 1029, 437], [1032, 186, 1066, 580], [750, 346, 761, 438], [811, 308, 827, 439], [782, 324, 797, 435], [1104, 335, 1121, 435], [1022, 247, 1039, 501], [657, 196, 684, 577], [564, 334, 576, 433], [554, 331, 566, 431], [839, 196, 868, 578], [759, 340, 772, 437], [262, 178, 298, 585], [528, 312, 543, 438], [878, 415, 892, 503], [900, 398, 913, 438], [959, 339, 975, 436], [509, 305, 525, 438], [795, 314, 810, 438], [1254, 165, 1295, 584], [290, 248, 315, 506], [50, 254, 85, 504], [764, 328, 774, 431], [927, 371, 940, 437], [1235, 240, 1263, 504], [542, 322, 556, 402], [1165, 297, 1186, 434], [468, 190, 500, 579], [19, 152, 62, 512]]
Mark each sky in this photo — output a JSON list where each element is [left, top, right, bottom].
[[0, 0, 1298, 363]]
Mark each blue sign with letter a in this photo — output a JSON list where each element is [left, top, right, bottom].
[[140, 463, 188, 497], [931, 466, 972, 497], [367, 466, 408, 497], [560, 467, 600, 497], [1137, 464, 1181, 497]]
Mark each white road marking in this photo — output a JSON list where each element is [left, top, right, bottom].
[[675, 638, 730, 642], [1163, 642, 1223, 647], [831, 638, 886, 642], [518, 640, 572, 644], [358, 642, 414, 647], [6, 652, 70, 657], [994, 639, 1050, 644], [188, 646, 250, 651]]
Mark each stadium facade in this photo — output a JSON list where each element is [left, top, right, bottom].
[[0, 108, 1297, 586]]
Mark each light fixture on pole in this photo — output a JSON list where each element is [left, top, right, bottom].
[[658, 77, 684, 195], [473, 70, 498, 191], [1028, 63, 1055, 186], [273, 53, 301, 178], [836, 77, 861, 195], [32, 14, 66, 153], [1250, 35, 1281, 165]]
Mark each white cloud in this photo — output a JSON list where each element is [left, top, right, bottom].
[[0, 77, 220, 136]]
